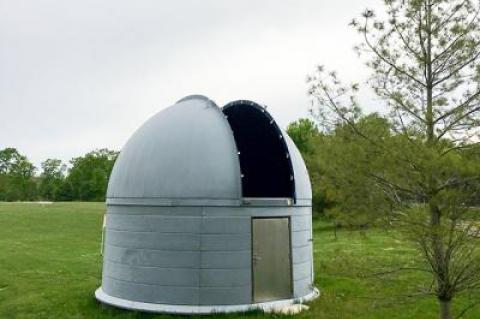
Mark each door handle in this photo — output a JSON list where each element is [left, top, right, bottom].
[[253, 254, 262, 265]]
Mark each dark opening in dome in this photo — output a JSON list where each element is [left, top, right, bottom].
[[222, 101, 294, 198]]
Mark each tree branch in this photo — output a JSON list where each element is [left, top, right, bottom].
[[363, 18, 427, 88]]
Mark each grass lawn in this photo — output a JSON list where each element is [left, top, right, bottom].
[[0, 202, 478, 319]]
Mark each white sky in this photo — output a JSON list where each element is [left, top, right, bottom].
[[0, 0, 384, 167]]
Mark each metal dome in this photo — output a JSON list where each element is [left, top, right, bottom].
[[106, 95, 311, 206]]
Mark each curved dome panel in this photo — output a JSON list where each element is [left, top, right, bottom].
[[283, 131, 312, 201], [107, 95, 242, 202]]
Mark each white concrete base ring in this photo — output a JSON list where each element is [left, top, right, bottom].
[[95, 287, 320, 315]]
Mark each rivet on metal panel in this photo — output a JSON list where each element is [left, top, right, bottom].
[[270, 120, 274, 124], [279, 135, 283, 139], [237, 151, 241, 155]]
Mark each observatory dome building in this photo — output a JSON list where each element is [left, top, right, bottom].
[[95, 95, 318, 314]]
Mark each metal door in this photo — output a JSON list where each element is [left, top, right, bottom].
[[252, 217, 292, 303]]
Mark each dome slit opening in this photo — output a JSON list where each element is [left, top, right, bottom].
[[222, 101, 295, 199]]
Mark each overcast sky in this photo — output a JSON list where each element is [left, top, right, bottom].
[[1, 0, 384, 167]]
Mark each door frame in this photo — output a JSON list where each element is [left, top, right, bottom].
[[251, 216, 294, 303]]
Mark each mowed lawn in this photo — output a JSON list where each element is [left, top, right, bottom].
[[0, 202, 479, 319]]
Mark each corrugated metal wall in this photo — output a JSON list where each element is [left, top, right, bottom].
[[101, 205, 313, 306]]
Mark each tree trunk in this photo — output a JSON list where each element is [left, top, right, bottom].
[[439, 299, 452, 319], [431, 202, 453, 319], [423, 5, 453, 318]]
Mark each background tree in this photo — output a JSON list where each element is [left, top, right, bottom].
[[286, 118, 318, 155], [319, 114, 394, 229], [39, 159, 66, 201], [308, 0, 480, 318], [288, 115, 396, 236], [287, 119, 331, 215], [64, 149, 118, 201], [0, 148, 37, 201]]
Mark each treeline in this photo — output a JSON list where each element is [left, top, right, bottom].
[[286, 115, 480, 224], [3, 116, 479, 207], [0, 148, 117, 202]]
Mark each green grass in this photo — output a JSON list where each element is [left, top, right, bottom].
[[0, 202, 478, 319]]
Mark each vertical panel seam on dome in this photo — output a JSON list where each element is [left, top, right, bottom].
[[200, 96, 243, 201]]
